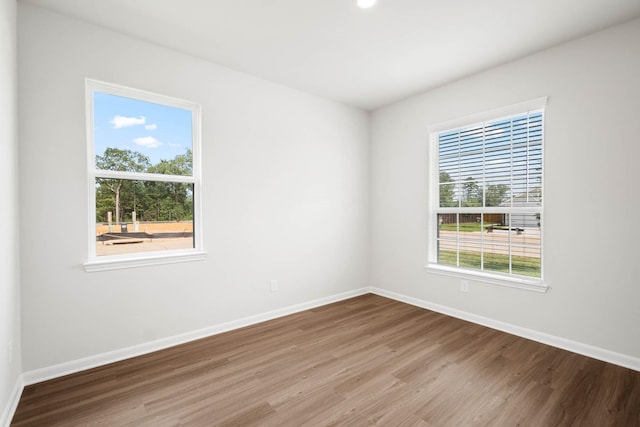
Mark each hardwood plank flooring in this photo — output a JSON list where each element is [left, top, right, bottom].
[[11, 294, 640, 426]]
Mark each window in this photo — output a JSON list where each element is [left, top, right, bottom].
[[85, 79, 204, 271], [427, 98, 546, 291]]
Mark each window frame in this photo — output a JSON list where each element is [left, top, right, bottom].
[[426, 97, 548, 292], [84, 79, 205, 272]]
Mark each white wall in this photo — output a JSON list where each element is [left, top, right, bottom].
[[18, 3, 370, 372], [16, 0, 639, 383], [0, 0, 21, 422], [371, 18, 640, 359]]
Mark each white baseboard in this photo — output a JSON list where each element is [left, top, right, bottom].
[[370, 287, 640, 372], [1, 375, 24, 427], [18, 285, 640, 391], [22, 288, 370, 386]]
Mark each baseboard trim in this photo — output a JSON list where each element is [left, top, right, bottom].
[[370, 287, 640, 372], [20, 285, 639, 389], [22, 288, 370, 386], [1, 375, 24, 427]]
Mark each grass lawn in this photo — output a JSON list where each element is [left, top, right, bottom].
[[438, 249, 540, 277], [439, 222, 483, 232]]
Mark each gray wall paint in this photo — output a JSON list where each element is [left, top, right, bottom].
[[371, 18, 640, 359], [0, 0, 21, 419], [18, 4, 370, 371]]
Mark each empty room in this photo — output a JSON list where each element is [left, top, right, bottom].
[[2, 0, 640, 425]]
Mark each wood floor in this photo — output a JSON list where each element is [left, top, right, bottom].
[[12, 294, 640, 426]]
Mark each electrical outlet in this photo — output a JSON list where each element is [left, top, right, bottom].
[[270, 279, 279, 292], [460, 280, 469, 293]]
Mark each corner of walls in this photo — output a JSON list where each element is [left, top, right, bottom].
[[0, 0, 22, 425]]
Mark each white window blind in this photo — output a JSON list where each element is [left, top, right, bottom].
[[429, 104, 544, 285]]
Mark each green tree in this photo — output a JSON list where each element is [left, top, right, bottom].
[[96, 148, 150, 223], [462, 177, 482, 207], [439, 171, 456, 207], [145, 150, 193, 222], [485, 184, 509, 207], [95, 149, 194, 224]]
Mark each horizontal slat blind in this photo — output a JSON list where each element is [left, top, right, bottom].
[[435, 109, 543, 279]]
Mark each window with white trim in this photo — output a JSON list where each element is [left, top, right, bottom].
[[428, 99, 545, 288], [85, 79, 204, 271]]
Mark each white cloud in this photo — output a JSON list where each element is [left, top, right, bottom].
[[133, 136, 162, 148], [110, 115, 146, 129], [144, 123, 158, 130]]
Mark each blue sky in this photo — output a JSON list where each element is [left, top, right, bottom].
[[93, 92, 192, 166]]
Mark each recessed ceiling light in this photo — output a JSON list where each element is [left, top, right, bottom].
[[357, 0, 377, 9]]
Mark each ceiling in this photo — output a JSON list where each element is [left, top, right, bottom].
[[21, 0, 640, 110]]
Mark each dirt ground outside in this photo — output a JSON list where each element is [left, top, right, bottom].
[[95, 221, 194, 256]]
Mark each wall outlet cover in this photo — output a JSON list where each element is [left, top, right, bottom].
[[460, 280, 469, 293]]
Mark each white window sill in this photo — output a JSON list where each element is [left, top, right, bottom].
[[84, 250, 207, 272], [424, 264, 548, 293]]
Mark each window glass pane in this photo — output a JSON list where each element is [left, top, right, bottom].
[[439, 176, 458, 207], [483, 212, 541, 277], [439, 157, 459, 180], [460, 176, 482, 208], [459, 125, 483, 154], [511, 212, 541, 277], [95, 178, 194, 256], [437, 246, 457, 267], [485, 183, 510, 207], [438, 131, 459, 157], [459, 241, 482, 270], [437, 213, 458, 238], [511, 245, 541, 278], [483, 212, 513, 275], [483, 246, 511, 274], [458, 213, 482, 270], [437, 213, 457, 266], [93, 92, 193, 176]]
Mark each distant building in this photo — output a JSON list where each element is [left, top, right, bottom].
[[503, 187, 541, 228]]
